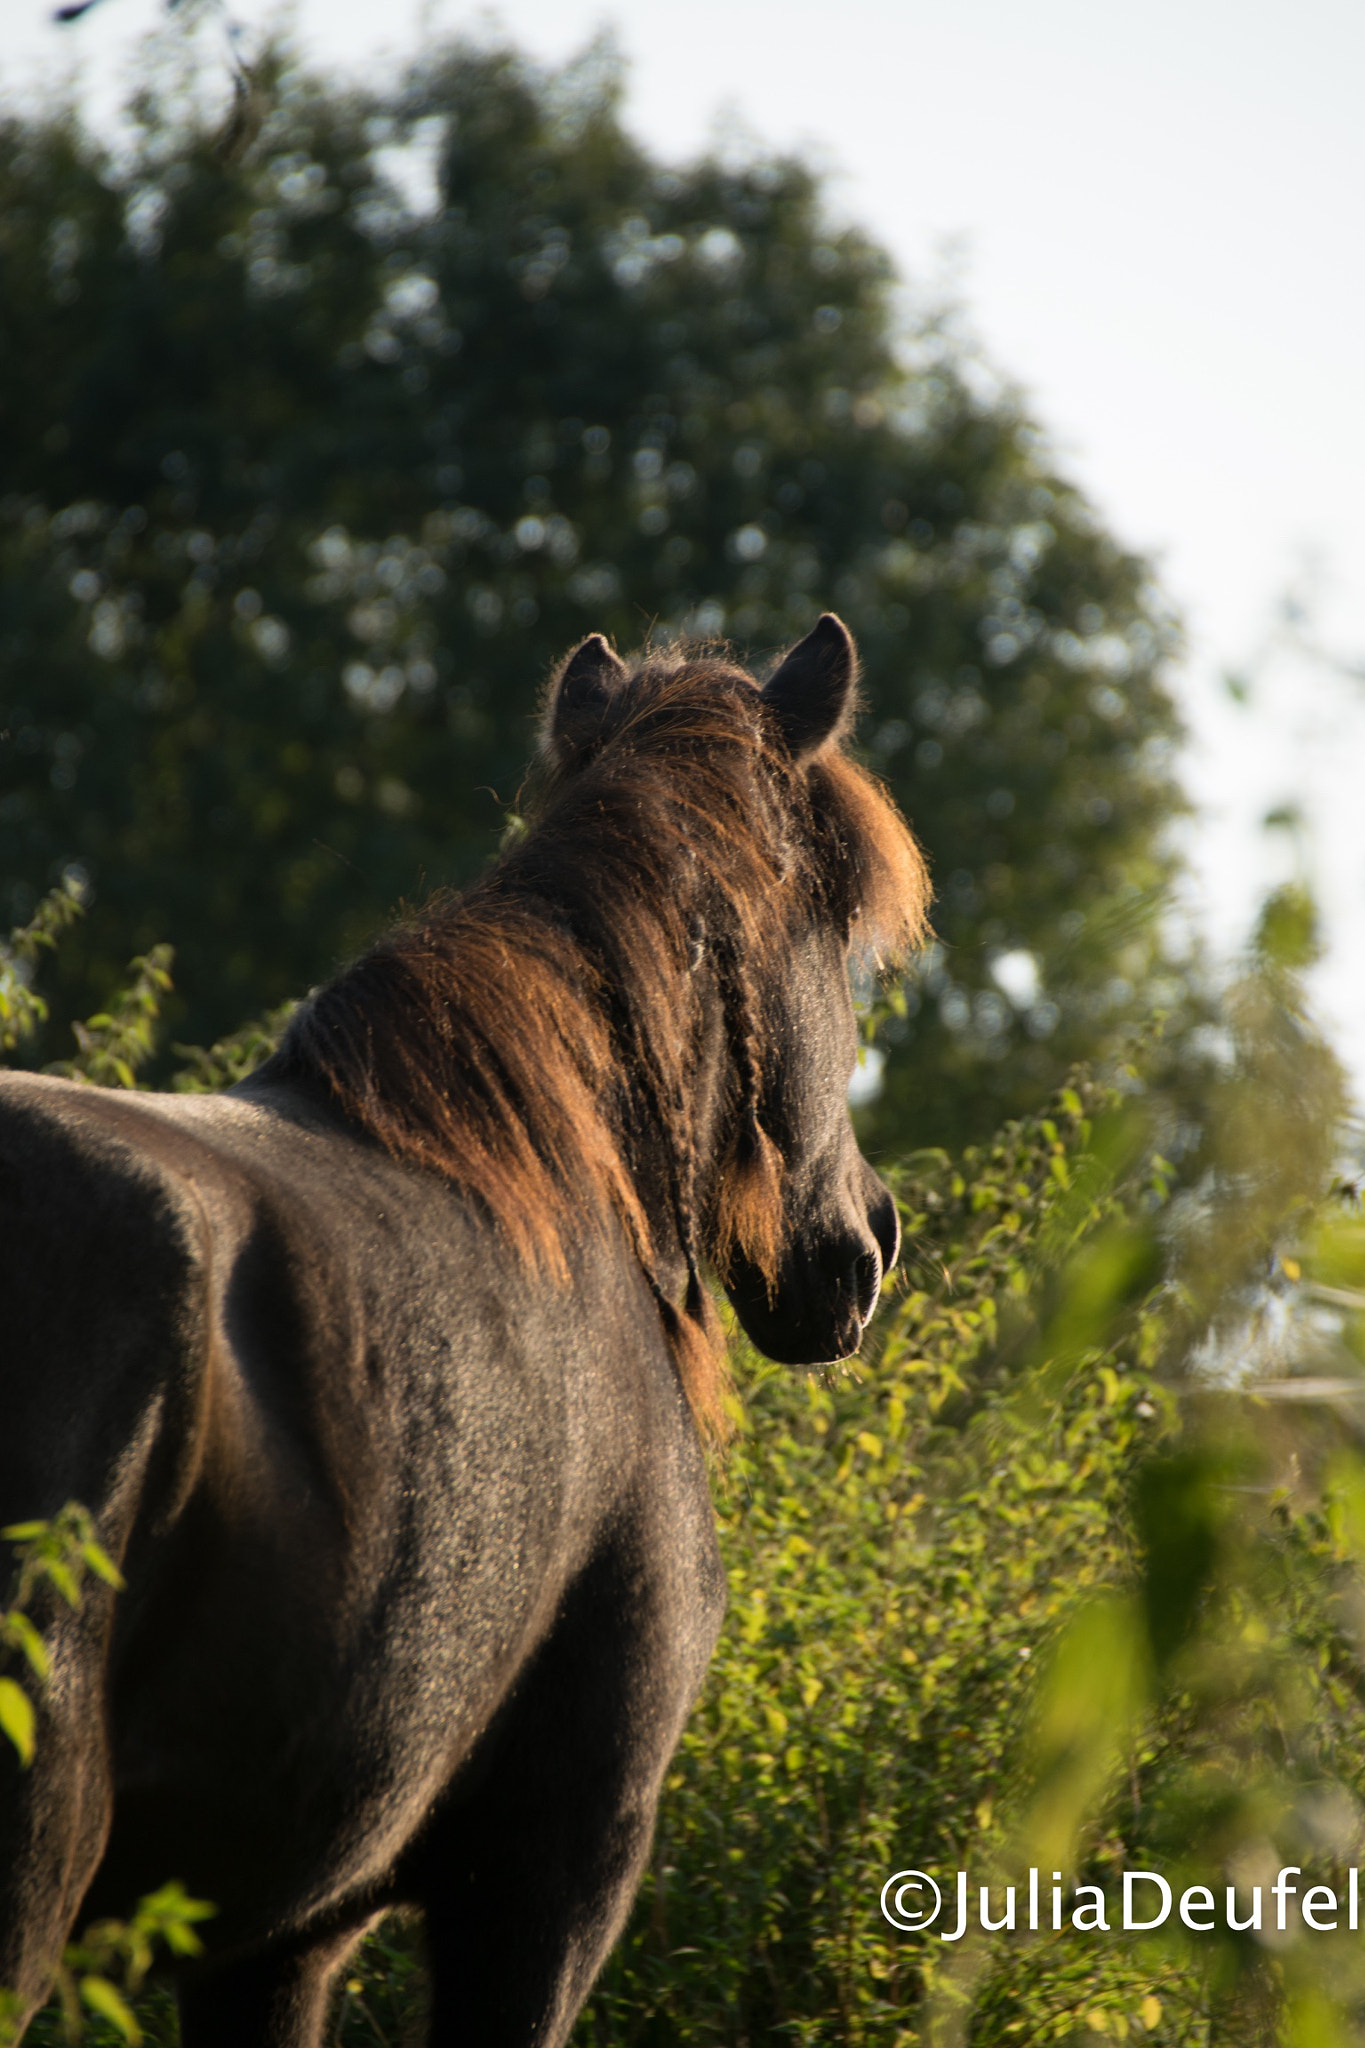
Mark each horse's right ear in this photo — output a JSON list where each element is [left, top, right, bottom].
[[760, 613, 859, 761], [542, 634, 628, 763]]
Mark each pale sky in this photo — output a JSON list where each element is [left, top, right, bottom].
[[6, 0, 1365, 1090]]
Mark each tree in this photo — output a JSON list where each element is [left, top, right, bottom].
[[0, 30, 1187, 1147]]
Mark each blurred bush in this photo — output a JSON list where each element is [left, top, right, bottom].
[[573, 922, 1365, 2046], [0, 28, 1190, 1149]]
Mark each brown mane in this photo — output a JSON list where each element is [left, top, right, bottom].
[[276, 650, 929, 1430]]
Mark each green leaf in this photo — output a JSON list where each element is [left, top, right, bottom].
[[79, 1541, 126, 1591], [136, 1880, 217, 1923], [134, 1879, 216, 1956], [79, 1975, 142, 2043], [3, 1609, 51, 1681], [0, 1677, 35, 1766], [40, 1558, 82, 1609]]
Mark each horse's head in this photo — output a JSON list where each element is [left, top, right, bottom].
[[714, 914, 905, 1369], [541, 614, 929, 1373], [708, 616, 922, 1365]]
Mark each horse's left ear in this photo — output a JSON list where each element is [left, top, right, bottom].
[[542, 633, 628, 762], [761, 613, 859, 760]]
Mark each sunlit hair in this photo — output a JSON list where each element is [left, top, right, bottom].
[[275, 649, 929, 1432]]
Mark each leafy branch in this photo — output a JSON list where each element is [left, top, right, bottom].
[[0, 1506, 124, 1768], [0, 882, 86, 1056], [171, 1001, 295, 1092], [45, 946, 175, 1091], [3, 891, 293, 1096], [52, 1884, 215, 2045], [0, 1517, 213, 2046]]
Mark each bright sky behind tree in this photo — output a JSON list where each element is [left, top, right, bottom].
[[7, 0, 1365, 1094]]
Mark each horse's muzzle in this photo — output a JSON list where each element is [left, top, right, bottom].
[[724, 1172, 901, 1367]]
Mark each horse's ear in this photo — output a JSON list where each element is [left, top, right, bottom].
[[761, 613, 859, 760], [542, 633, 628, 762]]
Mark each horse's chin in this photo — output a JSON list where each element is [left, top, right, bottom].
[[724, 1277, 868, 1368], [724, 1215, 889, 1366]]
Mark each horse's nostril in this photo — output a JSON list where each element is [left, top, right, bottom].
[[853, 1247, 881, 1320], [868, 1186, 900, 1277]]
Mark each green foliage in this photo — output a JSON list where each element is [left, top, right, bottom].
[[0, 881, 172, 1083], [0, 29, 1188, 1146], [0, 876, 285, 1088], [169, 1000, 294, 1092], [45, 944, 173, 1089], [565, 939, 1364, 2047], [0, 1504, 125, 1767], [0, 1512, 210, 2048], [580, 1072, 1172, 2045], [1253, 881, 1322, 972], [2, 1501, 125, 1610], [0, 879, 84, 1054], [612, 947, 1363, 2046], [51, 1887, 214, 2046], [333, 1917, 427, 2048]]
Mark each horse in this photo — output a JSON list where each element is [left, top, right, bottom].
[[0, 613, 928, 2046]]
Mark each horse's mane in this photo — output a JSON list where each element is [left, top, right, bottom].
[[273, 651, 929, 1430]]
